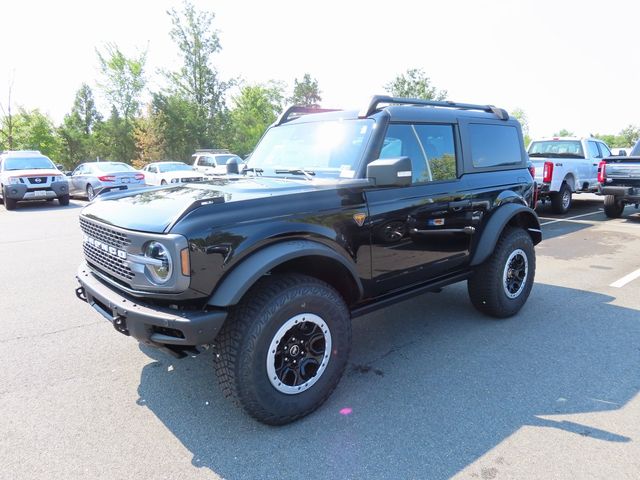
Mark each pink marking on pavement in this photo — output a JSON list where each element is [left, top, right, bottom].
[[339, 407, 352, 415]]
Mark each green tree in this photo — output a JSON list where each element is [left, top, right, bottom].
[[619, 124, 640, 147], [58, 84, 103, 167], [228, 82, 285, 156], [511, 108, 531, 146], [165, 1, 231, 148], [384, 68, 447, 100], [593, 133, 625, 148], [10, 108, 62, 160], [553, 129, 574, 137], [134, 104, 167, 164], [0, 81, 15, 150], [290, 73, 322, 107]]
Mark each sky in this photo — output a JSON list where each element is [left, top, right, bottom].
[[2, 0, 639, 138]]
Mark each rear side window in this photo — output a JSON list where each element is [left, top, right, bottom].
[[597, 143, 611, 158], [469, 124, 522, 168]]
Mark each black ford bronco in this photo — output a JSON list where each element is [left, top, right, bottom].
[[75, 96, 541, 424]]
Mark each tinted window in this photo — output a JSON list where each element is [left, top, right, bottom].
[[529, 140, 584, 158], [414, 124, 457, 181], [379, 124, 427, 183], [598, 143, 611, 158], [469, 124, 522, 168], [587, 141, 601, 158]]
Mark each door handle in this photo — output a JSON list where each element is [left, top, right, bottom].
[[448, 200, 471, 211]]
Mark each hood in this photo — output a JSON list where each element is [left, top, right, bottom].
[[4, 169, 62, 177], [80, 177, 336, 233]]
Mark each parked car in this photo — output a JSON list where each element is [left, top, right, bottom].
[[192, 150, 243, 176], [142, 162, 205, 185], [528, 136, 611, 213], [0, 150, 69, 210], [597, 139, 640, 217], [75, 95, 541, 425], [69, 162, 146, 200]]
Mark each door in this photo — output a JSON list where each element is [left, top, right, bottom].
[[71, 164, 88, 194], [145, 165, 159, 185], [585, 141, 602, 188], [366, 123, 473, 295]]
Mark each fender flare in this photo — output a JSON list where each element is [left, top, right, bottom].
[[207, 239, 363, 307], [470, 203, 541, 266]]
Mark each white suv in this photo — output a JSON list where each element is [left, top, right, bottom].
[[192, 151, 243, 176], [0, 150, 70, 210], [528, 137, 611, 213]]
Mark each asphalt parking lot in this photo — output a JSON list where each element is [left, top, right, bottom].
[[1, 194, 639, 480]]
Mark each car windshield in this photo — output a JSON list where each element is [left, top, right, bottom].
[[158, 163, 193, 173], [4, 156, 56, 171], [528, 141, 585, 158], [245, 119, 374, 179], [631, 141, 640, 156], [95, 163, 136, 173]]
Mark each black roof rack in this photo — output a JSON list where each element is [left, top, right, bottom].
[[359, 95, 509, 121], [275, 106, 341, 126]]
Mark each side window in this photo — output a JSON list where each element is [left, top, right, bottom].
[[414, 124, 457, 181], [379, 124, 428, 183], [469, 124, 522, 168], [598, 143, 611, 158], [73, 165, 85, 175], [150, 166, 158, 173], [587, 141, 601, 158], [206, 156, 217, 167]]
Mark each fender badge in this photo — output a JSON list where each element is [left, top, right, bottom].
[[353, 213, 366, 227]]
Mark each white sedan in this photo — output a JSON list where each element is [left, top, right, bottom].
[[142, 162, 206, 186]]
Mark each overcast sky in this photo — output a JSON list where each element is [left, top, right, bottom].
[[2, 0, 639, 138]]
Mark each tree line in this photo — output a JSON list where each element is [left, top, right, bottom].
[[0, 2, 638, 169]]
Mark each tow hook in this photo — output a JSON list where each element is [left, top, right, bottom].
[[75, 286, 87, 303], [113, 316, 130, 336]]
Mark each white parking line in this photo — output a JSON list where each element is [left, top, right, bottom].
[[610, 268, 640, 288], [539, 209, 603, 226]]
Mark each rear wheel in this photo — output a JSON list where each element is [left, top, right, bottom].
[[550, 182, 572, 214], [160, 179, 167, 185], [214, 274, 351, 425], [603, 195, 624, 218], [86, 184, 95, 200], [58, 194, 70, 206], [468, 228, 535, 318]]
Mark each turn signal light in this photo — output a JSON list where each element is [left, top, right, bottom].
[[597, 161, 606, 183], [180, 248, 190, 276], [542, 162, 553, 183]]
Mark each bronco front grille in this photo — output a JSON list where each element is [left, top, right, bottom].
[[79, 217, 134, 281], [79, 217, 131, 249]]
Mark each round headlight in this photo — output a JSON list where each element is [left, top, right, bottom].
[[144, 241, 172, 284]]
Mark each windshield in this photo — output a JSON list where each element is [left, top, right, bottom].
[[95, 163, 136, 173], [245, 119, 374, 179], [4, 156, 56, 171], [631, 141, 640, 156], [158, 163, 193, 173], [528, 140, 585, 158]]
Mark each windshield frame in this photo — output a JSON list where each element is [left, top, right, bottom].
[[245, 118, 375, 181]]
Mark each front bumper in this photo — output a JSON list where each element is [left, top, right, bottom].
[[4, 181, 69, 200], [75, 263, 227, 353]]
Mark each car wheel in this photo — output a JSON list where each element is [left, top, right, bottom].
[[4, 197, 17, 210], [161, 180, 167, 185], [603, 195, 624, 218], [86, 184, 95, 201], [58, 194, 70, 206], [468, 227, 535, 318], [214, 274, 351, 425], [550, 182, 571, 214]]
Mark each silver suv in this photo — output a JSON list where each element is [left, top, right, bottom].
[[0, 150, 70, 210]]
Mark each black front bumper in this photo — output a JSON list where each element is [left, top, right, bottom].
[[76, 263, 227, 353]]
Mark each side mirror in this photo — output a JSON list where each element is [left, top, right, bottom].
[[618, 150, 627, 156], [366, 157, 412, 187], [226, 158, 239, 175], [65, 172, 72, 176], [56, 164, 64, 170]]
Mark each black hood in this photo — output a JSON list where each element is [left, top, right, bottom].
[[80, 178, 335, 233]]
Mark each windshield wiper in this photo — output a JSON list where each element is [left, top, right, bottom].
[[529, 153, 553, 157], [275, 168, 316, 180], [242, 167, 264, 176]]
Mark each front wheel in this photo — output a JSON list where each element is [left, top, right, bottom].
[[214, 274, 351, 425], [4, 197, 17, 210], [58, 194, 70, 206], [603, 195, 624, 218], [468, 228, 536, 318], [550, 182, 572, 214], [160, 180, 167, 185]]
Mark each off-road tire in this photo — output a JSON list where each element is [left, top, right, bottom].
[[214, 274, 351, 425], [58, 194, 70, 206], [4, 197, 17, 210], [468, 228, 535, 318], [603, 195, 624, 218], [550, 182, 571, 214]]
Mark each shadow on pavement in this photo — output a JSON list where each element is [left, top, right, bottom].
[[136, 283, 639, 479]]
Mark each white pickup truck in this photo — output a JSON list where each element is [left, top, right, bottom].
[[528, 137, 611, 213]]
